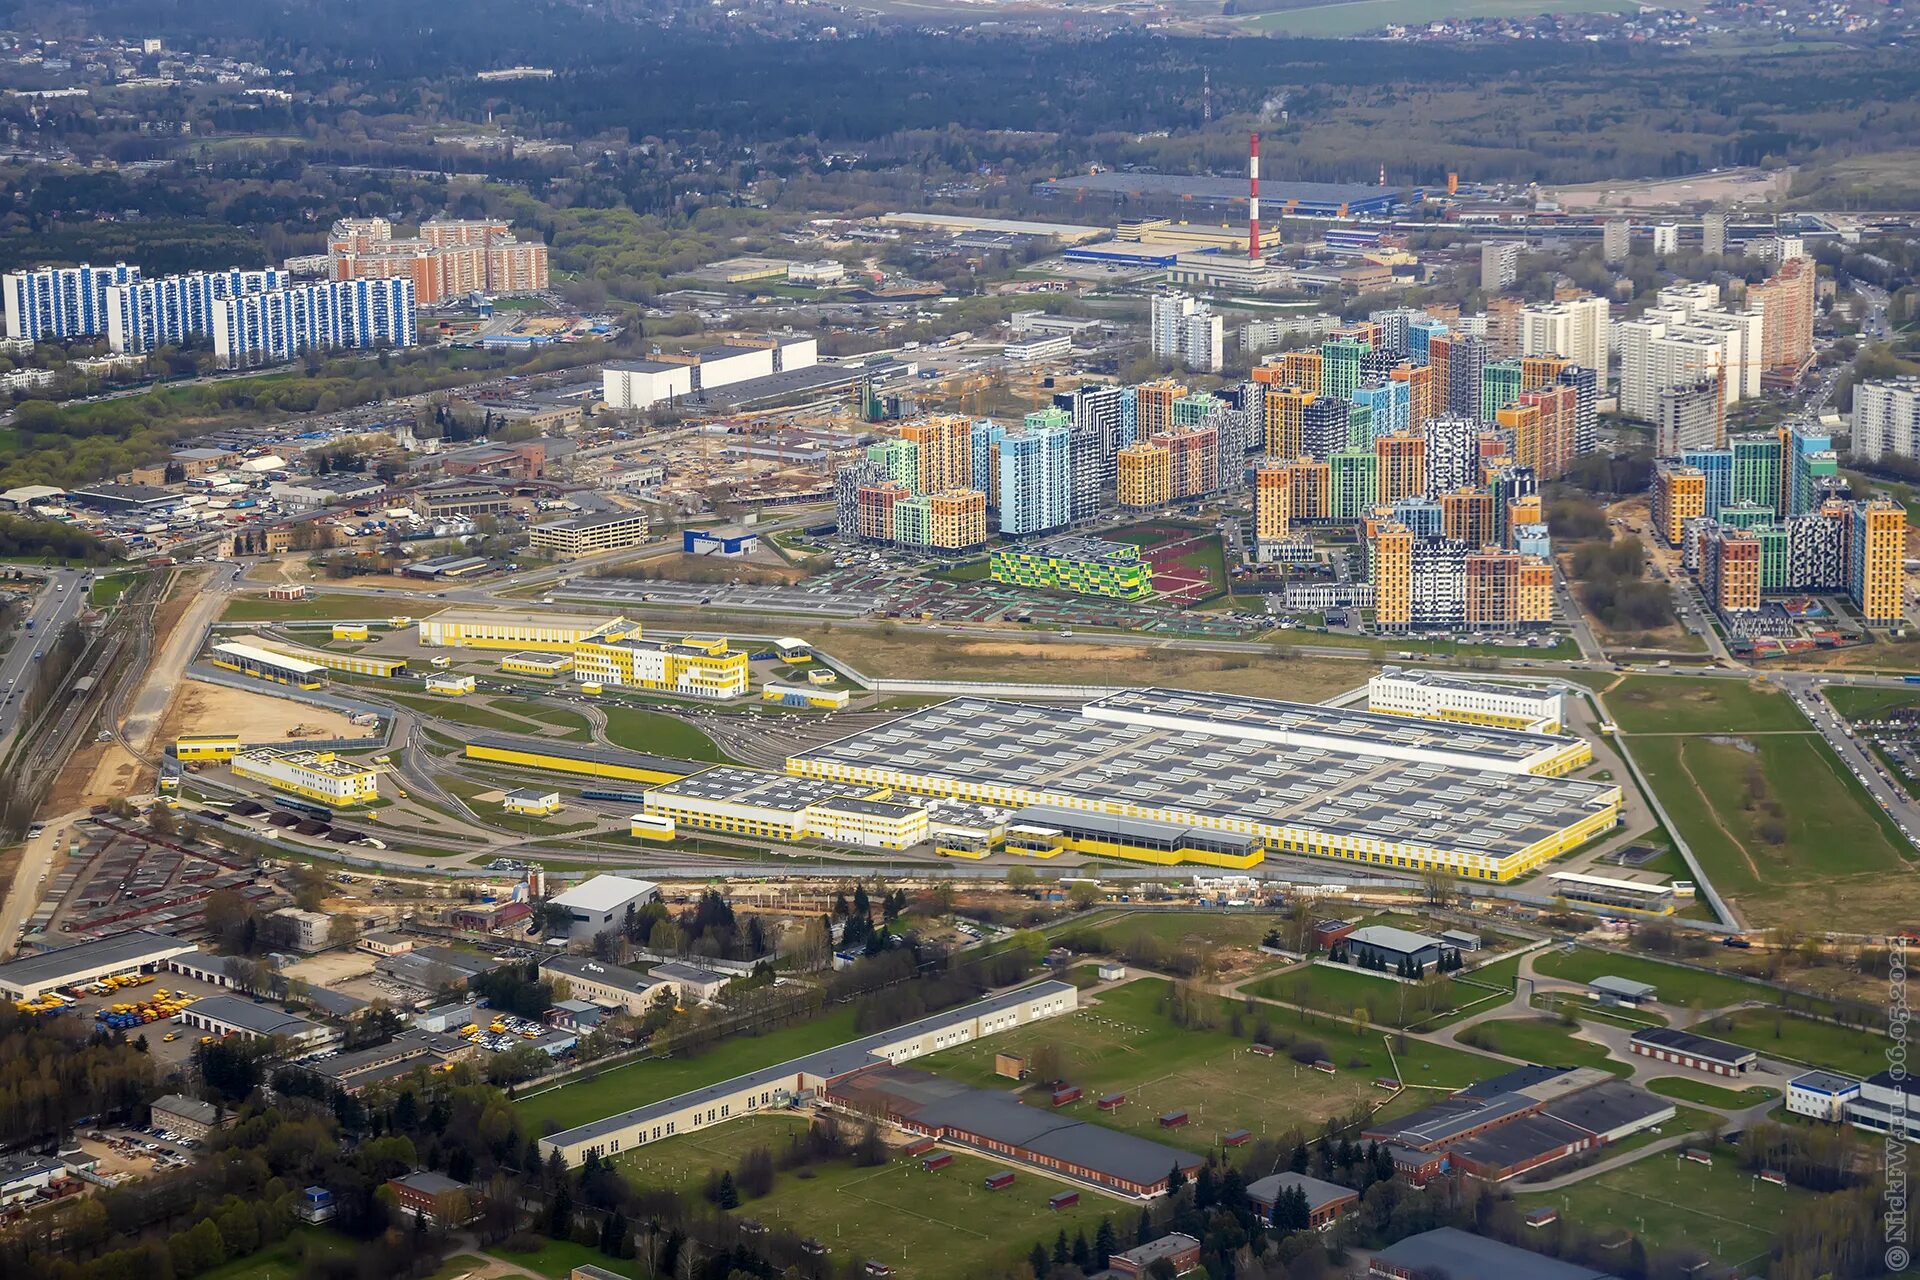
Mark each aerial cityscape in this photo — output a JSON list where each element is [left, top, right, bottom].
[[2, 4, 1920, 1280]]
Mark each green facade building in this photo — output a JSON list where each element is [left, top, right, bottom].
[[1319, 337, 1371, 403], [1330, 449, 1378, 521], [1480, 360, 1524, 425], [1730, 433, 1782, 515], [989, 536, 1153, 600]]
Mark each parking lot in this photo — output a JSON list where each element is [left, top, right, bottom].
[[55, 969, 246, 1070]]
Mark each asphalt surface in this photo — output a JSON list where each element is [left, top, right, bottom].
[[0, 568, 91, 743]]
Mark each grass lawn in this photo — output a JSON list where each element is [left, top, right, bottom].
[[497, 698, 595, 740], [1241, 0, 1627, 37], [1455, 1016, 1629, 1076], [223, 594, 436, 623], [1645, 1077, 1780, 1109], [1627, 732, 1917, 929], [515, 1008, 863, 1135], [1605, 676, 1809, 734], [1823, 685, 1920, 721], [197, 1228, 355, 1280], [601, 704, 729, 761], [89, 571, 145, 606], [495, 1239, 641, 1279], [612, 1113, 1120, 1280], [1695, 1007, 1893, 1077], [1245, 964, 1469, 1029], [425, 1258, 495, 1280], [1532, 948, 1776, 1011], [1514, 1146, 1818, 1273], [386, 691, 549, 735], [918, 978, 1501, 1149], [1058, 910, 1281, 953]]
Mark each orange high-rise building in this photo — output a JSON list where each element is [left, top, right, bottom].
[[1375, 433, 1426, 505]]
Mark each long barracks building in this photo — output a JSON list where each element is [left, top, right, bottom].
[[539, 982, 1081, 1167], [786, 690, 1615, 881]]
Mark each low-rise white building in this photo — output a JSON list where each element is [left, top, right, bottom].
[[1788, 1070, 1861, 1122], [1366, 668, 1566, 734], [546, 875, 662, 942]]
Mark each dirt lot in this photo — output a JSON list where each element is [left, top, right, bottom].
[[160, 680, 373, 745], [1548, 166, 1792, 212], [811, 630, 1368, 702]]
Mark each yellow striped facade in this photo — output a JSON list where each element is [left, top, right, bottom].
[[332, 623, 370, 641], [233, 748, 380, 807], [418, 612, 634, 653], [211, 652, 324, 690], [1369, 704, 1562, 734], [572, 636, 749, 700], [175, 736, 241, 761], [502, 653, 574, 677], [464, 742, 690, 786], [785, 758, 1619, 881], [257, 639, 407, 679]]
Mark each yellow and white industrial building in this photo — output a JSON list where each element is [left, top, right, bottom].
[[502, 652, 574, 677], [211, 641, 327, 690], [763, 681, 850, 710], [464, 737, 692, 787], [502, 788, 562, 816], [1366, 669, 1567, 734], [232, 748, 381, 807], [419, 612, 748, 699], [640, 766, 930, 850], [175, 735, 242, 762], [426, 672, 477, 696], [332, 623, 370, 641], [419, 610, 628, 652], [245, 634, 407, 679], [572, 633, 749, 700], [784, 689, 1617, 880]]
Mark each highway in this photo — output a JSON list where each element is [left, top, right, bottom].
[[0, 568, 91, 745]]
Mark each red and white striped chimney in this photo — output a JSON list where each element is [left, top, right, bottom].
[[1248, 132, 1262, 260]]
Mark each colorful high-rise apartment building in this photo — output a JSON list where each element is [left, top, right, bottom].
[[1440, 487, 1496, 548], [901, 415, 976, 495], [1851, 498, 1904, 625], [1330, 450, 1378, 521], [1375, 433, 1426, 505], [1391, 362, 1433, 431], [1254, 462, 1292, 542], [1136, 379, 1186, 437], [1320, 336, 1371, 402], [1371, 523, 1414, 627], [1653, 463, 1708, 546], [1480, 359, 1524, 425], [1117, 440, 1172, 510], [1264, 386, 1315, 459]]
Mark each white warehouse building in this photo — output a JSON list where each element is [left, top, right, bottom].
[[1366, 669, 1567, 734], [602, 336, 817, 411], [545, 875, 662, 942]]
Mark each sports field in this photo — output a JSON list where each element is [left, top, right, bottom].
[[917, 978, 1500, 1149], [515, 1009, 863, 1135], [612, 1114, 1116, 1280], [1605, 676, 1810, 734], [1514, 1146, 1818, 1272], [1245, 963, 1471, 1029]]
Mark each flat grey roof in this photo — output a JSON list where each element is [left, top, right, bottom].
[[1791, 1070, 1861, 1094], [1244, 1172, 1356, 1211], [1368, 1092, 1537, 1149], [0, 929, 195, 991], [650, 960, 731, 986], [544, 981, 1076, 1149], [1371, 1228, 1611, 1280], [1590, 976, 1657, 998], [189, 995, 324, 1038], [649, 766, 872, 814], [1540, 1081, 1673, 1136], [1112, 1235, 1200, 1267], [541, 955, 662, 996], [1347, 925, 1444, 955], [789, 696, 1613, 866], [468, 734, 692, 778], [151, 1094, 219, 1125], [393, 1170, 468, 1195], [535, 508, 649, 533]]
